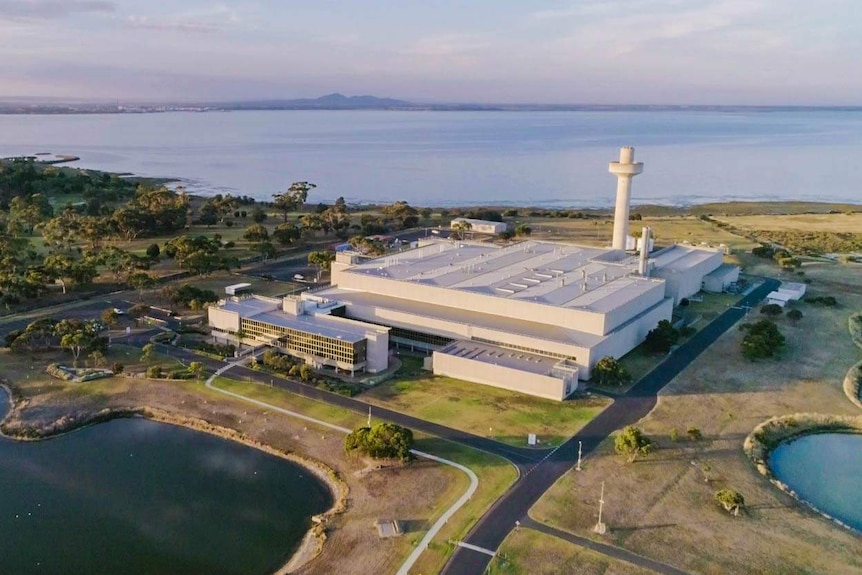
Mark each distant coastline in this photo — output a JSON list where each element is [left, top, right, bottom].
[[2, 93, 862, 115]]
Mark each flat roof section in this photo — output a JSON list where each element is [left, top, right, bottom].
[[704, 263, 739, 280], [343, 240, 660, 315], [220, 296, 280, 316], [651, 245, 721, 273], [438, 341, 561, 376], [248, 311, 368, 343]]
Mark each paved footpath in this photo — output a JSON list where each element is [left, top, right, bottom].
[[441, 278, 779, 575]]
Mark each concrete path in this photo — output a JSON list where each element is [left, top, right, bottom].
[[203, 360, 479, 575]]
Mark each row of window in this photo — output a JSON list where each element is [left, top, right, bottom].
[[241, 319, 366, 365]]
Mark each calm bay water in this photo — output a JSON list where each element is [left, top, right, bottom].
[[1, 109, 861, 207], [770, 433, 862, 531], [0, 390, 332, 575]]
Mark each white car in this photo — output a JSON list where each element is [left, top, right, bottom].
[[293, 274, 305, 281], [113, 308, 125, 315]]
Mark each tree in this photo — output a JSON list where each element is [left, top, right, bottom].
[[382, 201, 419, 230], [189, 361, 206, 380], [739, 319, 785, 360], [251, 206, 267, 224], [299, 363, 312, 381], [308, 251, 336, 279], [715, 489, 745, 516], [686, 426, 703, 441], [127, 272, 155, 300], [146, 243, 161, 260], [760, 303, 783, 318], [140, 343, 155, 363], [644, 320, 680, 353], [614, 426, 653, 462], [273, 181, 315, 222], [514, 224, 532, 237], [787, 308, 803, 324], [101, 308, 119, 327], [592, 356, 631, 387], [344, 422, 414, 461], [451, 220, 472, 240], [242, 224, 269, 243], [272, 222, 301, 246], [88, 350, 107, 368], [54, 319, 102, 367]]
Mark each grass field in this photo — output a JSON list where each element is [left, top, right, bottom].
[[487, 528, 654, 575], [361, 357, 610, 447], [529, 272, 862, 575], [210, 376, 518, 575], [718, 213, 862, 233]]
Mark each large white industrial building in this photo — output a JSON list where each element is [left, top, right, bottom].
[[208, 147, 732, 400]]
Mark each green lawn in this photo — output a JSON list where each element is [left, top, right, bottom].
[[361, 358, 610, 447]]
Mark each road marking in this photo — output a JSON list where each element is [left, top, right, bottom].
[[455, 541, 496, 557]]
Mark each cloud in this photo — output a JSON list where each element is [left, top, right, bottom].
[[125, 15, 221, 34], [0, 0, 115, 20]]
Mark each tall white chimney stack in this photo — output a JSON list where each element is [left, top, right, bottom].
[[609, 146, 644, 250]]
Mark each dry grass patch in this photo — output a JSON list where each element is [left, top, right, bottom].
[[362, 358, 610, 447], [718, 213, 862, 234], [487, 528, 654, 575], [531, 289, 862, 575]]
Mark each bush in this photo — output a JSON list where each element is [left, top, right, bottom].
[[806, 295, 838, 307], [669, 427, 680, 442], [760, 303, 783, 317], [687, 426, 703, 441], [146, 366, 163, 379], [739, 319, 785, 360], [786, 309, 803, 324], [614, 426, 653, 462], [111, 361, 124, 374], [679, 326, 697, 338], [715, 489, 745, 516], [592, 356, 631, 387], [644, 320, 680, 353], [344, 422, 414, 461]]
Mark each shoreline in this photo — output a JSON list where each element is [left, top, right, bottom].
[[743, 412, 862, 535], [0, 381, 347, 575]]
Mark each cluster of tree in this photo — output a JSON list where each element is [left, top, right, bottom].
[[163, 235, 238, 276], [196, 193, 256, 226], [614, 425, 654, 462], [591, 356, 632, 387], [344, 422, 414, 461], [805, 295, 838, 307], [714, 489, 745, 516], [752, 230, 862, 256], [739, 319, 785, 360], [751, 245, 802, 270], [161, 284, 218, 309], [308, 250, 336, 275], [644, 320, 680, 353], [5, 317, 107, 367], [0, 159, 136, 209], [381, 200, 419, 230], [145, 361, 205, 380], [347, 236, 386, 256]]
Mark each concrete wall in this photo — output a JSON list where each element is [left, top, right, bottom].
[[335, 270, 665, 336], [654, 250, 723, 304], [344, 300, 588, 360], [703, 266, 740, 293], [208, 307, 240, 333], [432, 351, 570, 401], [363, 329, 389, 373], [588, 298, 673, 379]]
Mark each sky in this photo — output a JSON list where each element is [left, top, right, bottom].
[[1, 0, 860, 105]]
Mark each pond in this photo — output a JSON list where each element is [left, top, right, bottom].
[[0, 389, 333, 575], [769, 433, 862, 532]]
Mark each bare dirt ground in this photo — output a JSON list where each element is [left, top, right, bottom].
[[531, 266, 862, 575], [0, 350, 461, 575]]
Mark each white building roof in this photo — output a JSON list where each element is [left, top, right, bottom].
[[703, 263, 739, 280], [651, 245, 722, 273], [217, 296, 368, 343], [766, 291, 793, 302], [438, 340, 562, 376], [344, 240, 663, 315]]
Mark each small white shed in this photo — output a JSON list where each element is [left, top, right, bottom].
[[766, 291, 793, 307], [225, 283, 253, 296], [777, 282, 806, 300]]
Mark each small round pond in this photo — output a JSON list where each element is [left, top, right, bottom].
[[770, 433, 862, 531], [0, 389, 333, 575]]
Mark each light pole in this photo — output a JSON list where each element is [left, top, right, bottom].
[[576, 441, 583, 471], [593, 481, 607, 534]]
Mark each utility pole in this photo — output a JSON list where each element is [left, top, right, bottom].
[[576, 441, 583, 471], [593, 481, 607, 534], [367, 406, 372, 427]]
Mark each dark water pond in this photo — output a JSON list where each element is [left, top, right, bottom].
[[770, 432, 862, 531], [0, 389, 332, 575]]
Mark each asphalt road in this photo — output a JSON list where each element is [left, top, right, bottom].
[[440, 278, 780, 575]]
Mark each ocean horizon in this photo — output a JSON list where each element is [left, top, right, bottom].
[[2, 109, 861, 208]]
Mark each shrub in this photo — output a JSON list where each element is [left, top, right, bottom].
[[787, 309, 803, 324], [715, 489, 745, 516], [344, 422, 414, 461], [645, 320, 680, 353], [111, 361, 124, 374], [760, 303, 783, 317], [687, 426, 703, 441], [669, 427, 680, 442], [146, 366, 163, 379], [739, 319, 785, 360], [679, 326, 697, 337], [806, 295, 837, 307], [614, 426, 654, 462], [592, 356, 632, 387]]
